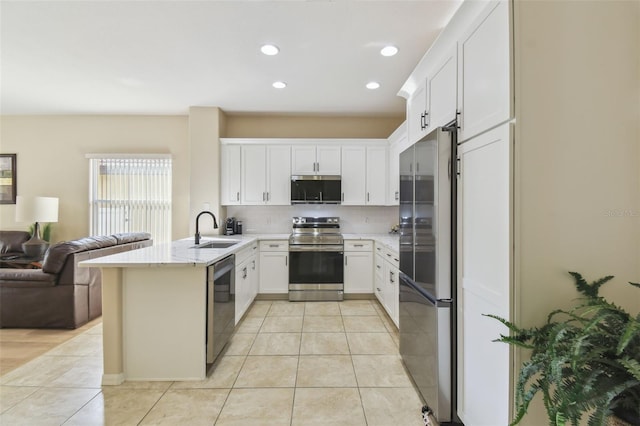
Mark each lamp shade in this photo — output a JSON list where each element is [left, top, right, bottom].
[[15, 196, 59, 223]]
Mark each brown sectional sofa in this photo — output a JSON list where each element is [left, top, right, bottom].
[[0, 232, 152, 329]]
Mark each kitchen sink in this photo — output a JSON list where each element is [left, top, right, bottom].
[[191, 240, 240, 249]]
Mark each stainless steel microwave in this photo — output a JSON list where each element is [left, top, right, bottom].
[[290, 175, 341, 204]]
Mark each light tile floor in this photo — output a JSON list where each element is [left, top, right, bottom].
[[0, 299, 427, 425]]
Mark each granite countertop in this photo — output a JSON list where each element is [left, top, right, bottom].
[[79, 233, 397, 268], [79, 235, 260, 268]]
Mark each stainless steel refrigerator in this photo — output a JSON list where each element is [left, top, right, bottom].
[[399, 125, 458, 424]]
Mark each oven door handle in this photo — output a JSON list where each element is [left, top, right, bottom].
[[289, 245, 344, 252]]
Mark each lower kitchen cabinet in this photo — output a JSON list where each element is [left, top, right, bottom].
[[374, 242, 399, 327], [234, 242, 258, 324], [259, 240, 289, 294], [344, 240, 373, 294]]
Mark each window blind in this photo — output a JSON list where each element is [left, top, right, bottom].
[[88, 156, 172, 244]]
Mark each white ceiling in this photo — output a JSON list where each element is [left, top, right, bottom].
[[0, 0, 462, 116]]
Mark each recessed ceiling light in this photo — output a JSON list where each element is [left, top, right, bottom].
[[272, 81, 287, 89], [261, 44, 280, 56], [380, 45, 399, 57], [366, 81, 380, 90]]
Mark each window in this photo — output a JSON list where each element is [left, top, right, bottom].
[[88, 155, 172, 244]]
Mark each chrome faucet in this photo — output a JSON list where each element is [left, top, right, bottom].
[[194, 211, 218, 245]]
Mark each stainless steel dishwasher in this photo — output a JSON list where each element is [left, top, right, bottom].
[[206, 254, 235, 364]]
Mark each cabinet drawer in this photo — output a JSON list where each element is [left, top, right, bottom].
[[236, 243, 258, 265], [383, 247, 400, 268], [259, 240, 289, 252], [344, 240, 373, 251]]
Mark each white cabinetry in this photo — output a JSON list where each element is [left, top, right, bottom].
[[235, 242, 259, 325], [341, 145, 388, 205], [374, 243, 399, 328], [291, 145, 341, 175], [340, 146, 366, 205], [344, 240, 373, 294], [427, 46, 458, 129], [457, 0, 511, 142], [457, 123, 511, 425], [407, 82, 428, 144], [259, 240, 289, 294], [387, 122, 408, 206], [241, 145, 291, 205], [221, 145, 241, 205]]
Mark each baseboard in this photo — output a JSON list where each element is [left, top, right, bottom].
[[102, 373, 125, 386]]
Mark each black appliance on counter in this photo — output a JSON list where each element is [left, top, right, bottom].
[[225, 217, 242, 235], [288, 217, 344, 301], [399, 124, 460, 424]]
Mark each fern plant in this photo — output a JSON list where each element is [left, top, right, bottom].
[[487, 272, 640, 426]]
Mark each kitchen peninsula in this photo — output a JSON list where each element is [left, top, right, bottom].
[[79, 235, 268, 385], [81, 232, 398, 385]]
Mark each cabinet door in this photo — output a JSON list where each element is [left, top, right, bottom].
[[341, 146, 366, 205], [291, 145, 317, 175], [458, 0, 511, 142], [374, 253, 385, 305], [316, 146, 341, 175], [221, 145, 241, 205], [235, 260, 250, 325], [259, 252, 289, 294], [266, 145, 291, 205], [457, 123, 511, 425], [428, 46, 458, 129], [344, 251, 373, 293], [365, 146, 387, 205], [241, 145, 267, 205], [407, 81, 428, 144], [387, 138, 403, 206], [249, 254, 259, 302], [386, 263, 399, 328]]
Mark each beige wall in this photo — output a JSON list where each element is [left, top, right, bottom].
[[514, 1, 639, 424], [224, 114, 403, 138], [0, 113, 399, 242], [0, 115, 189, 242]]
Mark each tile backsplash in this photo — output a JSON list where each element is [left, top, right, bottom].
[[226, 205, 398, 234]]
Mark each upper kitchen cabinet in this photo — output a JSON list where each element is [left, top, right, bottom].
[[457, 0, 511, 142], [221, 144, 241, 205], [291, 145, 341, 175], [406, 82, 428, 145], [241, 145, 291, 205], [387, 122, 408, 206], [427, 46, 458, 129], [341, 143, 388, 206], [405, 46, 457, 145]]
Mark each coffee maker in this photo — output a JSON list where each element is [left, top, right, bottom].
[[225, 217, 236, 235]]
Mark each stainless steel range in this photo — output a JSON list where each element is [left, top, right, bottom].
[[288, 217, 344, 301]]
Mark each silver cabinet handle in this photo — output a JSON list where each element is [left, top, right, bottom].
[[267, 192, 270, 201], [354, 244, 363, 247], [269, 244, 279, 248], [367, 192, 370, 202], [376, 287, 381, 292], [390, 271, 395, 283], [376, 247, 382, 251], [262, 192, 266, 201], [345, 256, 348, 266], [376, 265, 381, 269], [285, 255, 288, 266], [252, 260, 256, 270], [237, 191, 240, 201], [395, 191, 399, 200], [243, 267, 247, 279], [386, 253, 391, 257]]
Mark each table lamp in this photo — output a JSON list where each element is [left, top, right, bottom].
[[15, 195, 59, 258]]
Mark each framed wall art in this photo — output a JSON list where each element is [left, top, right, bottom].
[[0, 154, 17, 204]]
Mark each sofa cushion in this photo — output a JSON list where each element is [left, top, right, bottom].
[[112, 232, 151, 244], [0, 231, 31, 254], [42, 236, 118, 274], [0, 269, 57, 288]]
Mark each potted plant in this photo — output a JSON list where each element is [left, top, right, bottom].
[[487, 272, 640, 426]]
